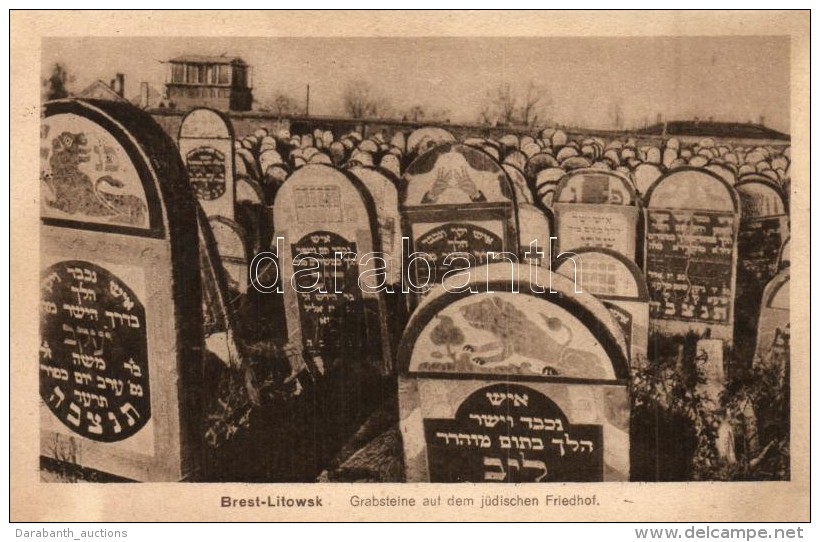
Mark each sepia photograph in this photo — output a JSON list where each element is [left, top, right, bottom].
[[9, 9, 810, 523]]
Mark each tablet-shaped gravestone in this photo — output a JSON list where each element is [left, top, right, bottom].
[[40, 99, 203, 481], [397, 264, 630, 482], [272, 164, 393, 375], [401, 143, 517, 300], [517, 203, 552, 266], [553, 169, 640, 262], [753, 269, 789, 372], [644, 168, 740, 342], [348, 165, 403, 287], [178, 108, 236, 220], [733, 178, 789, 364], [555, 248, 650, 366]]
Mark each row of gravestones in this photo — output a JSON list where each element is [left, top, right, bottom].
[[228, 120, 789, 401], [39, 101, 790, 483], [228, 119, 790, 264], [262, 135, 789, 481], [393, 146, 790, 482]]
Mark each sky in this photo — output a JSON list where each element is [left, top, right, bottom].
[[42, 36, 790, 133]]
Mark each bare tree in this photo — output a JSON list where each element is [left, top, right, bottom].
[[260, 92, 300, 117], [42, 63, 72, 101], [520, 81, 551, 127], [402, 104, 450, 123], [403, 105, 425, 122], [477, 81, 550, 127], [494, 83, 517, 125], [477, 102, 495, 126], [342, 80, 392, 119]]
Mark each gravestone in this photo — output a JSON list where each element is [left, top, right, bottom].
[[236, 176, 265, 206], [236, 176, 270, 253], [534, 167, 565, 210], [178, 108, 236, 220], [390, 131, 406, 154], [733, 178, 789, 365], [40, 99, 204, 481], [208, 216, 249, 294], [553, 169, 640, 262], [380, 153, 402, 178], [525, 153, 560, 183], [406, 127, 456, 157], [236, 147, 261, 180], [400, 143, 517, 301], [499, 134, 520, 152], [397, 264, 630, 482], [706, 163, 737, 186], [537, 184, 558, 211], [535, 167, 565, 190], [555, 248, 650, 366], [517, 203, 553, 266], [753, 269, 790, 372], [347, 165, 403, 287], [502, 164, 533, 204], [309, 152, 332, 165], [779, 237, 790, 270], [644, 168, 740, 343], [347, 165, 407, 351], [259, 148, 285, 174], [521, 141, 542, 159], [272, 164, 393, 375], [633, 163, 663, 197], [503, 150, 527, 172]]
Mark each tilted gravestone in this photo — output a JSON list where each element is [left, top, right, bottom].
[[400, 143, 518, 301], [347, 165, 403, 288], [178, 108, 236, 220], [555, 248, 650, 366], [347, 165, 407, 353], [644, 167, 740, 343], [753, 269, 789, 372], [40, 99, 204, 481], [553, 169, 641, 262], [733, 177, 789, 365], [207, 216, 249, 294], [272, 164, 394, 375], [397, 264, 630, 482], [235, 176, 272, 256]]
